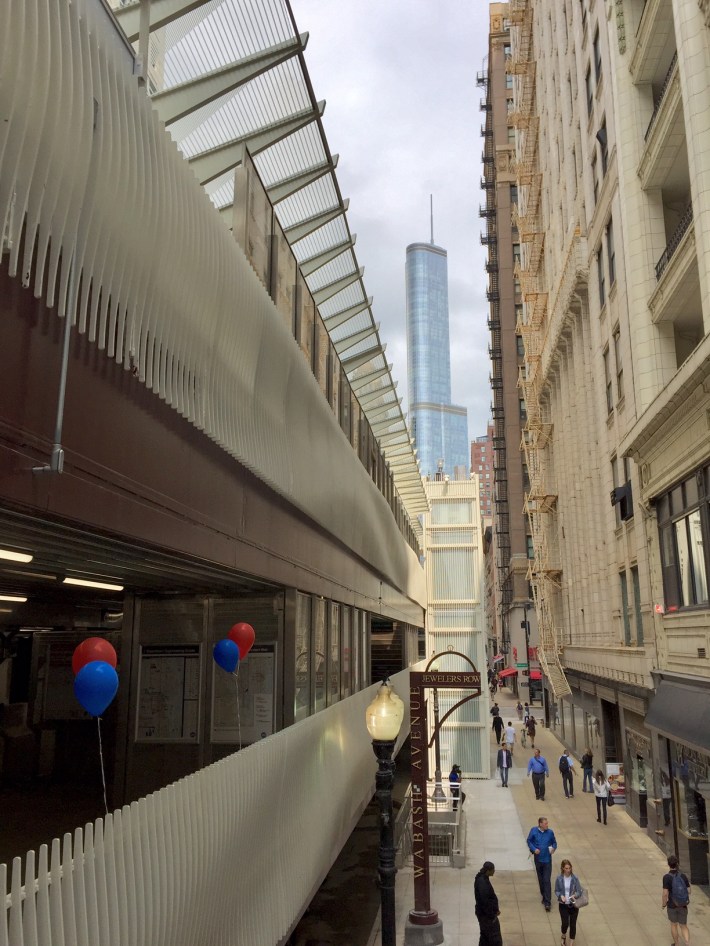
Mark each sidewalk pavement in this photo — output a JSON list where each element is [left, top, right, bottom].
[[368, 686, 710, 945]]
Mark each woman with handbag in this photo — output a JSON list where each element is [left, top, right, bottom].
[[592, 769, 612, 824], [554, 859, 587, 945]]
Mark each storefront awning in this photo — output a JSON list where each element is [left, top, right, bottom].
[[646, 679, 710, 753], [498, 668, 518, 678], [530, 670, 542, 681]]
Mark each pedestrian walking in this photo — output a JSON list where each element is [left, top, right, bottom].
[[558, 750, 575, 798], [555, 859, 584, 945], [497, 746, 512, 787], [527, 748, 549, 800], [523, 702, 531, 723], [492, 713, 504, 745], [449, 764, 465, 810], [516, 700, 524, 720], [526, 816, 557, 911], [526, 715, 537, 748], [662, 854, 690, 946], [504, 721, 516, 754], [490, 701, 500, 718], [520, 722, 527, 748], [592, 769, 612, 824], [581, 747, 594, 793], [474, 861, 502, 946]]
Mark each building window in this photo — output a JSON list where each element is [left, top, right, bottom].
[[585, 66, 593, 116], [603, 347, 613, 413], [606, 218, 616, 286], [506, 73, 514, 89], [620, 570, 632, 644], [658, 469, 710, 611], [631, 565, 643, 644], [591, 154, 599, 204], [611, 456, 620, 525], [598, 119, 608, 176], [513, 243, 521, 265], [613, 328, 624, 401], [519, 397, 527, 421], [593, 27, 602, 83], [510, 184, 518, 207], [597, 248, 606, 308], [516, 334, 525, 357], [526, 535, 535, 558]]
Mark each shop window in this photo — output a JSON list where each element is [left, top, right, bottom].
[[673, 744, 709, 840], [314, 597, 327, 712], [294, 593, 312, 721], [328, 602, 341, 705]]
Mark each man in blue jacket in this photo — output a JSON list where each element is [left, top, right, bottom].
[[527, 748, 550, 800], [526, 816, 557, 910]]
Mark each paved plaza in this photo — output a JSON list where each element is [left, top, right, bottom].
[[368, 689, 710, 945]]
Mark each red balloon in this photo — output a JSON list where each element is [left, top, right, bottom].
[[72, 637, 117, 676], [227, 622, 255, 659]]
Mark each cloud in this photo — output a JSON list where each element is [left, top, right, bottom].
[[293, 0, 491, 439]]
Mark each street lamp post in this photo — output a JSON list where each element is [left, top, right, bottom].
[[427, 654, 447, 805], [366, 680, 405, 946]]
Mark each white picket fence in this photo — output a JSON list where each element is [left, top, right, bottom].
[[2, 671, 411, 946]]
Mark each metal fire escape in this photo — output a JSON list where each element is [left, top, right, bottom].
[[509, 0, 570, 698], [478, 67, 513, 614]]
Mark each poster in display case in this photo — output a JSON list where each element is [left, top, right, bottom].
[[605, 762, 626, 804], [211, 643, 276, 744], [136, 644, 201, 742]]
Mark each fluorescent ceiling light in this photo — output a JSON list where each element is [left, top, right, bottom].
[[63, 577, 124, 592], [0, 548, 33, 563], [0, 594, 27, 602], [0, 607, 14, 613]]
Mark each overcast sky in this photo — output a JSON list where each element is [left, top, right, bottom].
[[292, 0, 492, 441]]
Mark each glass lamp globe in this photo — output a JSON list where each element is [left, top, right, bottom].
[[366, 681, 405, 741]]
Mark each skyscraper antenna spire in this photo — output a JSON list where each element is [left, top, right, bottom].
[[430, 194, 434, 244]]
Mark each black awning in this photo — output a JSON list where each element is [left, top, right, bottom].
[[646, 680, 710, 753]]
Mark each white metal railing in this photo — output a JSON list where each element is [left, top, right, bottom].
[[0, 0, 425, 608], [2, 671, 411, 946]]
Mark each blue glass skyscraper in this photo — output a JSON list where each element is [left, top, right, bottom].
[[406, 239, 469, 479]]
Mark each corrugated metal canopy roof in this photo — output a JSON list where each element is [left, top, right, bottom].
[[113, 0, 428, 530]]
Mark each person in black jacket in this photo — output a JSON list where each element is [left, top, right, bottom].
[[474, 861, 502, 946]]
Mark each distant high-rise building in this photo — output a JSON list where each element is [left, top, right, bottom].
[[471, 425, 494, 521], [405, 231, 469, 478]]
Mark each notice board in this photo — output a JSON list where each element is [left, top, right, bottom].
[[136, 644, 201, 742], [211, 643, 276, 744]]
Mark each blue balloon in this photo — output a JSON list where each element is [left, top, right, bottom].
[[74, 660, 119, 716], [213, 638, 240, 673]]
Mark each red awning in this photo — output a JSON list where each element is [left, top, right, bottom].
[[529, 670, 542, 680], [498, 668, 518, 678]]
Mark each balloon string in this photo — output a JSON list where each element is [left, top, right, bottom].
[[234, 663, 242, 751], [97, 716, 109, 816]]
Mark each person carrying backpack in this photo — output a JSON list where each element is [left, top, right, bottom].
[[558, 750, 575, 798], [662, 854, 690, 945]]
